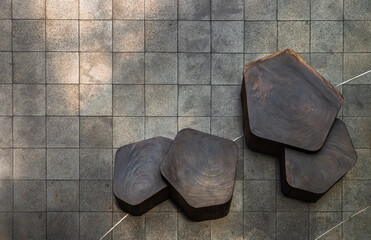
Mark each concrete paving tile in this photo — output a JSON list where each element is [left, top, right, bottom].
[[179, 21, 210, 52], [113, 53, 144, 84], [80, 149, 112, 180], [80, 20, 112, 52], [46, 20, 78, 51], [13, 116, 45, 148], [211, 53, 244, 85], [145, 117, 177, 139], [245, 21, 277, 53], [179, 53, 210, 84], [46, 52, 79, 84], [14, 149, 46, 179], [113, 117, 144, 147], [113, 85, 144, 116], [47, 181, 79, 211], [278, 21, 310, 53], [47, 149, 79, 180], [46, 0, 78, 19], [113, 0, 144, 19], [113, 20, 144, 52], [46, 117, 79, 148], [14, 212, 46, 239], [145, 53, 177, 84], [14, 52, 45, 84], [211, 0, 244, 20], [79, 0, 112, 19], [179, 85, 210, 116], [311, 21, 343, 53], [13, 20, 45, 51], [47, 85, 79, 116], [278, 0, 310, 20], [80, 117, 112, 148], [47, 212, 79, 240], [179, 0, 210, 20], [14, 180, 46, 211], [80, 85, 112, 115]]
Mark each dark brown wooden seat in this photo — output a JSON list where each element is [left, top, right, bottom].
[[160, 129, 239, 221], [113, 137, 172, 215], [280, 119, 357, 202]]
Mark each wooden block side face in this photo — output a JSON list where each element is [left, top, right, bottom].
[[242, 49, 343, 152], [113, 137, 172, 206], [161, 128, 239, 209], [285, 119, 357, 194]]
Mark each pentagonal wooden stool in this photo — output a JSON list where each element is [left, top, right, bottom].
[[280, 119, 357, 202], [113, 137, 172, 215], [160, 129, 239, 221], [241, 49, 343, 156]]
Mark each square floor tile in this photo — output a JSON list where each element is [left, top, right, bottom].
[[113, 20, 144, 52], [145, 21, 177, 52], [0, 149, 12, 179], [343, 180, 371, 211], [211, 212, 243, 240], [179, 0, 210, 20], [245, 21, 277, 53], [80, 20, 112, 51], [14, 149, 46, 179], [80, 149, 112, 180], [210, 116, 243, 140], [46, 52, 79, 84], [0, 84, 12, 116], [113, 212, 145, 239], [145, 0, 177, 20], [230, 180, 243, 211], [211, 0, 244, 20], [211, 53, 243, 85], [244, 180, 276, 211], [310, 53, 342, 86], [13, 117, 45, 148], [14, 180, 46, 211], [343, 85, 371, 117], [113, 85, 144, 116], [177, 212, 210, 240], [178, 21, 210, 52], [13, 20, 45, 51], [343, 209, 371, 240], [145, 53, 177, 84], [244, 148, 277, 180], [113, 0, 144, 19], [46, 20, 78, 51], [0, 212, 13, 239], [179, 85, 210, 116], [145, 212, 177, 240], [145, 85, 177, 116], [79, 0, 112, 19], [278, 21, 310, 52], [13, 52, 45, 84], [47, 117, 79, 147], [13, 0, 45, 19], [343, 117, 371, 148], [309, 181, 342, 211], [0, 20, 11, 51], [345, 149, 371, 180], [344, 53, 371, 84], [145, 117, 177, 139], [46, 0, 79, 19], [277, 182, 309, 211], [344, 21, 371, 52], [113, 53, 144, 84], [0, 0, 11, 19], [80, 180, 112, 211], [245, 0, 277, 20], [311, 0, 343, 20], [309, 212, 342, 240], [0, 117, 11, 148], [47, 212, 79, 240], [0, 181, 12, 211], [278, 0, 310, 20], [0, 53, 12, 83], [80, 85, 112, 115], [179, 53, 210, 85], [277, 212, 309, 240], [178, 117, 210, 133], [212, 86, 242, 116], [14, 212, 46, 240], [212, 21, 244, 53], [80, 117, 112, 148], [80, 52, 112, 84], [47, 85, 79, 116], [80, 212, 112, 240], [47, 181, 79, 211], [344, 0, 371, 20], [244, 212, 276, 240], [113, 117, 144, 147], [311, 21, 343, 52], [47, 149, 79, 180]]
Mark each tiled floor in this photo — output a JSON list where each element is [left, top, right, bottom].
[[0, 0, 370, 239]]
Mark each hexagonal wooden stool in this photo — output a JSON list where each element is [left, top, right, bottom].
[[241, 49, 343, 156], [280, 119, 357, 202], [113, 137, 172, 215], [160, 129, 239, 221]]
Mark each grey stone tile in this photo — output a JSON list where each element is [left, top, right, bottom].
[[0, 181, 12, 211], [145, 0, 177, 20], [211, 53, 244, 85], [113, 20, 144, 52], [0, 84, 12, 116], [145, 117, 177, 139], [309, 212, 342, 240], [46, 85, 79, 116], [310, 53, 342, 86], [80, 117, 112, 148], [311, 21, 343, 52], [13, 0, 45, 19], [13, 20, 45, 51], [212, 86, 242, 116], [145, 21, 177, 52], [0, 212, 12, 239], [46, 20, 78, 51], [344, 21, 371, 52], [178, 117, 210, 133], [343, 117, 371, 148], [211, 117, 243, 140], [211, 0, 244, 20], [177, 212, 210, 240], [179, 53, 210, 85], [148, 199, 178, 212], [278, 0, 310, 20], [113, 212, 145, 239], [244, 148, 277, 180], [179, 85, 210, 116], [0, 117, 11, 148], [80, 149, 112, 180], [80, 180, 112, 211], [178, 21, 210, 52], [245, 0, 277, 20], [244, 180, 276, 211], [179, 0, 210, 20], [278, 21, 310, 53], [0, 20, 11, 51], [244, 212, 276, 240], [245, 21, 277, 53], [47, 181, 79, 211], [14, 149, 46, 179], [47, 212, 79, 240], [13, 84, 45, 115], [0, 0, 11, 19], [343, 210, 371, 240], [345, 149, 371, 180], [80, 20, 112, 51], [311, 0, 343, 20], [0, 149, 12, 179], [343, 85, 371, 117], [14, 212, 46, 240], [14, 180, 46, 211], [344, 0, 371, 20], [113, 0, 144, 19], [46, 0, 79, 19], [211, 212, 243, 240], [343, 180, 371, 211], [145, 53, 177, 84], [47, 149, 79, 180], [113, 53, 144, 84], [46, 52, 79, 84], [145, 212, 177, 240], [113, 117, 144, 147], [80, 52, 112, 84], [276, 212, 309, 240], [80, 212, 112, 240], [13, 52, 45, 84], [212, 21, 244, 53], [0, 52, 12, 83], [46, 117, 79, 148], [113, 85, 144, 116], [230, 180, 243, 211], [145, 85, 177, 116], [277, 181, 309, 212], [79, 0, 112, 19], [80, 85, 112, 115], [344, 53, 371, 84], [309, 181, 342, 211], [13, 117, 45, 148]]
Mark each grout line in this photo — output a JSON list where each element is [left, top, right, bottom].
[[78, 0, 81, 239], [10, 0, 14, 238], [44, 0, 48, 238], [110, 0, 114, 239]]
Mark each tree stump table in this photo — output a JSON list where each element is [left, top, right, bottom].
[[160, 129, 239, 221]]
